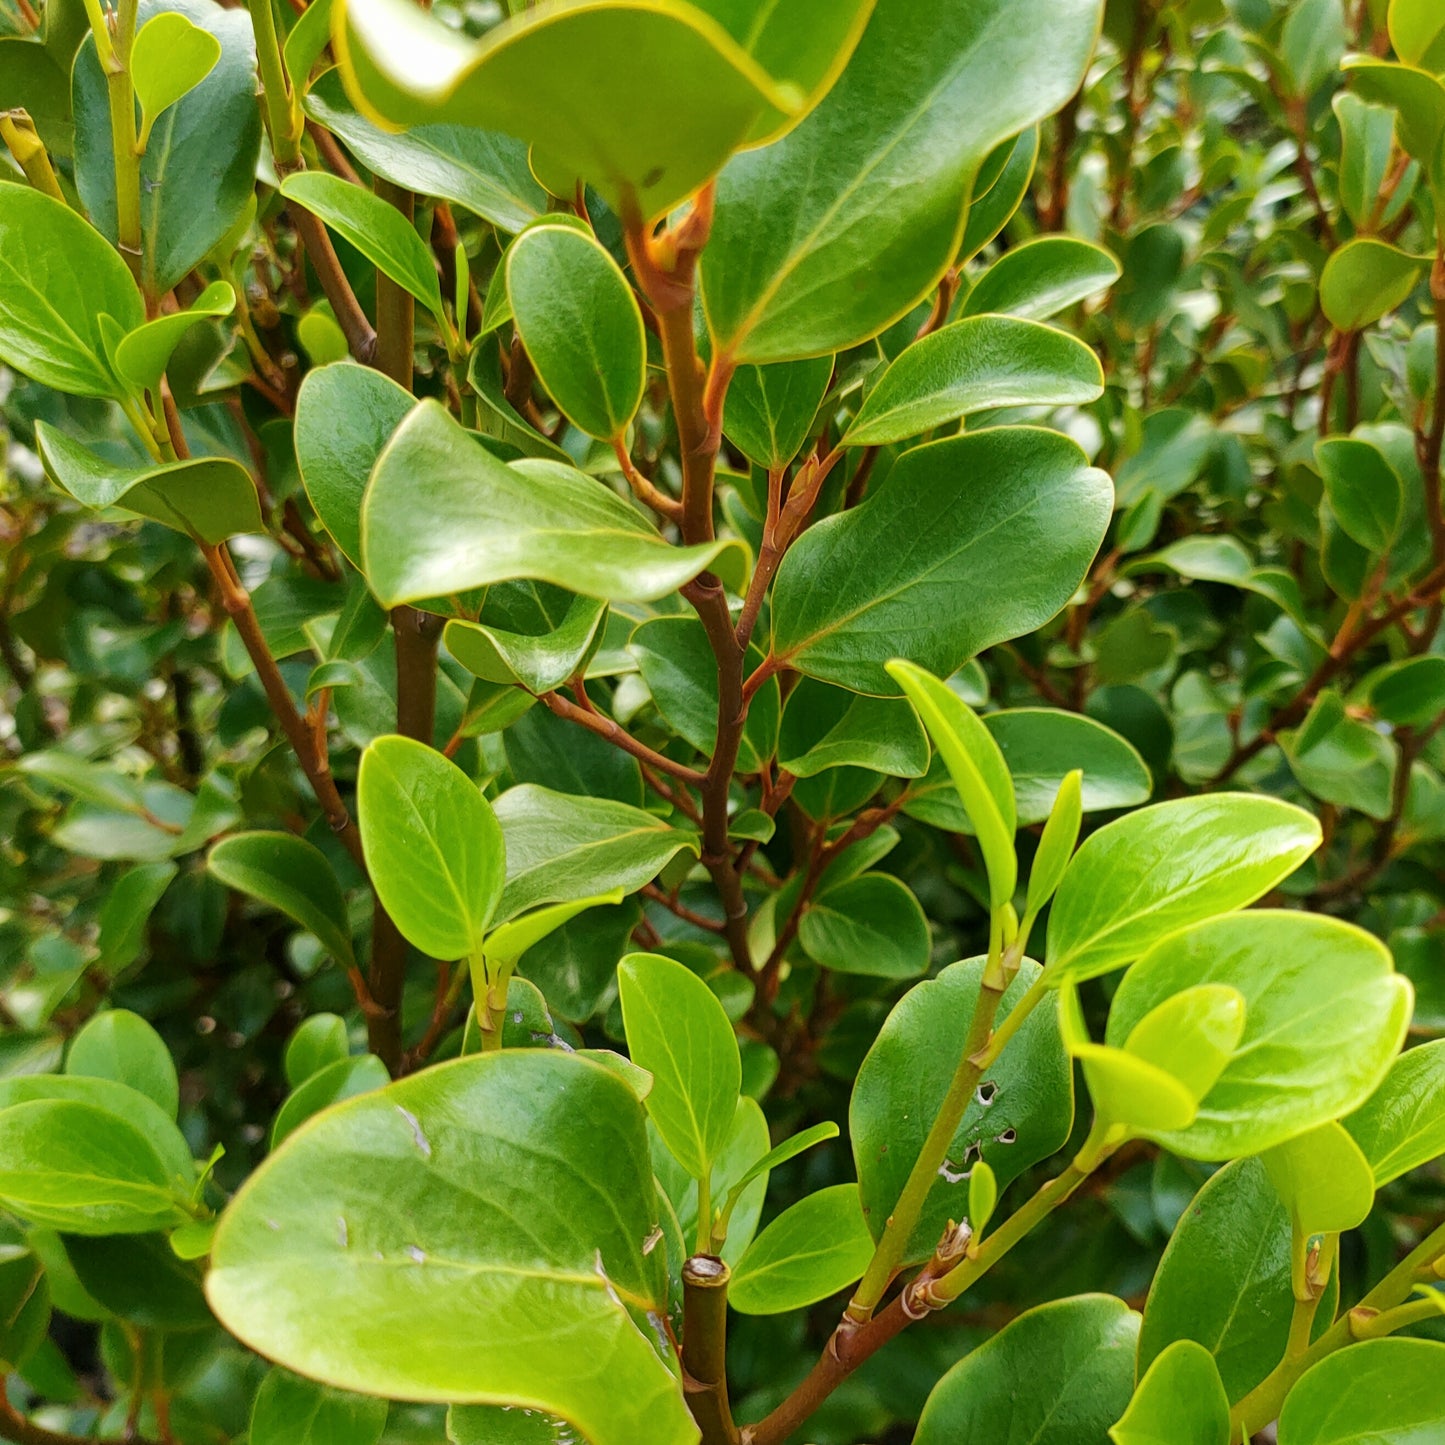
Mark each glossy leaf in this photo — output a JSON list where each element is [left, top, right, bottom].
[[843, 316, 1104, 446], [358, 735, 506, 960], [777, 677, 928, 779], [507, 224, 645, 441], [1344, 1039, 1445, 1185], [1319, 239, 1426, 332], [485, 891, 626, 970], [1277, 1338, 1445, 1444], [852, 959, 1073, 1263], [1045, 795, 1321, 983], [798, 872, 931, 979], [618, 952, 739, 1180], [1109, 1340, 1230, 1445], [207, 1052, 691, 1445], [722, 1122, 840, 1214], [64, 1010, 178, 1118], [723, 355, 833, 469], [494, 784, 697, 920], [1279, 0, 1346, 99], [771, 429, 1112, 695], [112, 280, 235, 394], [968, 1160, 997, 1237], [1106, 912, 1412, 1159], [963, 237, 1120, 321], [271, 1054, 390, 1148], [1316, 437, 1403, 553], [284, 1015, 351, 1089], [0, 1226, 48, 1370], [131, 11, 220, 147], [1026, 770, 1082, 922], [445, 597, 608, 698], [915, 1295, 1139, 1445], [1261, 1122, 1375, 1241], [362, 401, 737, 608], [729, 1184, 873, 1315], [209, 831, 356, 968]]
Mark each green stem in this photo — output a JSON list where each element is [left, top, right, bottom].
[[246, 0, 299, 168], [696, 1171, 713, 1257], [1351, 1296, 1443, 1340], [104, 0, 143, 288]]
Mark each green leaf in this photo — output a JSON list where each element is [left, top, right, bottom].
[[915, 1295, 1139, 1445], [959, 128, 1039, 262], [280, 172, 444, 321], [1345, 58, 1445, 189], [1316, 437, 1403, 552], [1278, 1338, 1445, 1444], [0, 183, 143, 397], [1025, 770, 1082, 922], [798, 872, 931, 979], [361, 400, 739, 608], [1366, 656, 1445, 727], [112, 280, 235, 394], [852, 959, 1073, 1264], [777, 678, 929, 779], [1282, 693, 1398, 821], [886, 661, 1015, 911], [251, 1368, 388, 1445], [209, 832, 356, 969], [96, 862, 176, 974], [721, 1122, 840, 1216], [74, 0, 261, 296], [1335, 93, 1401, 228], [207, 1051, 691, 1445], [65, 1010, 178, 1118], [1140, 1158, 1310, 1403], [1045, 794, 1322, 984], [618, 952, 740, 1181], [1390, 0, 1445, 72], [1106, 912, 1412, 1159], [962, 237, 1121, 321], [507, 224, 645, 442], [1344, 1039, 1445, 1185], [305, 68, 546, 235], [729, 1183, 873, 1315], [0, 1226, 48, 1371], [723, 355, 833, 469], [35, 419, 263, 545], [271, 1054, 390, 1148], [1319, 239, 1426, 332], [702, 0, 1103, 362], [130, 11, 219, 150], [1261, 1122, 1375, 1242], [335, 0, 870, 219], [1109, 1340, 1230, 1445], [358, 735, 506, 960], [0, 1099, 189, 1235], [445, 599, 608, 697], [843, 316, 1104, 446], [772, 429, 1112, 695], [1279, 0, 1346, 99], [494, 784, 698, 920], [968, 1160, 997, 1237], [62, 1232, 210, 1329], [449, 1404, 576, 1444], [484, 891, 626, 970], [284, 1015, 351, 1089]]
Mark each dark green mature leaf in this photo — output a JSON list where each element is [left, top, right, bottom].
[[74, 0, 261, 295], [305, 69, 546, 234], [281, 172, 444, 320], [729, 1184, 873, 1314], [798, 873, 930, 979], [963, 237, 1121, 320], [843, 316, 1104, 446], [335, 0, 871, 219], [1316, 437, 1403, 553], [1345, 1039, 1445, 1185], [702, 0, 1103, 362], [0, 183, 143, 397], [35, 420, 263, 544], [362, 401, 737, 608], [285, 1015, 351, 1089], [723, 355, 833, 469], [251, 1368, 388, 1445], [1366, 656, 1445, 726], [959, 127, 1038, 260], [507, 224, 645, 441], [358, 735, 506, 960], [1110, 1340, 1230, 1445], [618, 952, 739, 1180], [1045, 795, 1322, 983], [62, 1232, 211, 1329], [65, 1010, 178, 1118], [1277, 1338, 1445, 1444], [445, 597, 608, 697], [209, 832, 356, 968], [777, 678, 929, 779], [914, 1295, 1139, 1445], [493, 784, 698, 920], [1106, 912, 1412, 1159], [771, 429, 1111, 695], [207, 1052, 692, 1445], [1319, 239, 1427, 332], [852, 959, 1073, 1263], [0, 1225, 48, 1370]]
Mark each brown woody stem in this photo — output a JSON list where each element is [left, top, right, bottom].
[[682, 1257, 739, 1445]]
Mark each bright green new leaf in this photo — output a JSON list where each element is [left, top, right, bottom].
[[271, 1054, 390, 1148], [915, 1295, 1139, 1445], [0, 184, 144, 397], [209, 832, 356, 969], [281, 172, 444, 321], [720, 1122, 840, 1222], [112, 280, 235, 394], [968, 1160, 998, 1237], [1319, 239, 1426, 332], [617, 952, 740, 1181], [358, 735, 506, 960], [35, 420, 263, 545], [772, 430, 1112, 695], [251, 1368, 388, 1445], [1106, 912, 1412, 1159], [1045, 794, 1321, 983], [207, 1052, 691, 1445], [729, 1184, 873, 1314], [798, 872, 931, 979], [1121, 984, 1247, 1107], [362, 401, 738, 607], [723, 355, 833, 469], [1261, 1122, 1375, 1243], [484, 891, 626, 968], [843, 316, 1104, 446], [1025, 770, 1082, 923], [65, 1010, 179, 1118], [1278, 1338, 1445, 1444], [1073, 1044, 1198, 1135], [131, 12, 220, 151], [962, 237, 1120, 321], [1316, 437, 1403, 553], [284, 1015, 351, 1089], [1109, 1340, 1230, 1445], [886, 660, 1015, 910], [1390, 0, 1445, 71], [507, 224, 645, 441], [1344, 1039, 1445, 1185]]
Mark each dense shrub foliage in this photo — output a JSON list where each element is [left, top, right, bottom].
[[2, 0, 1445, 1441]]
